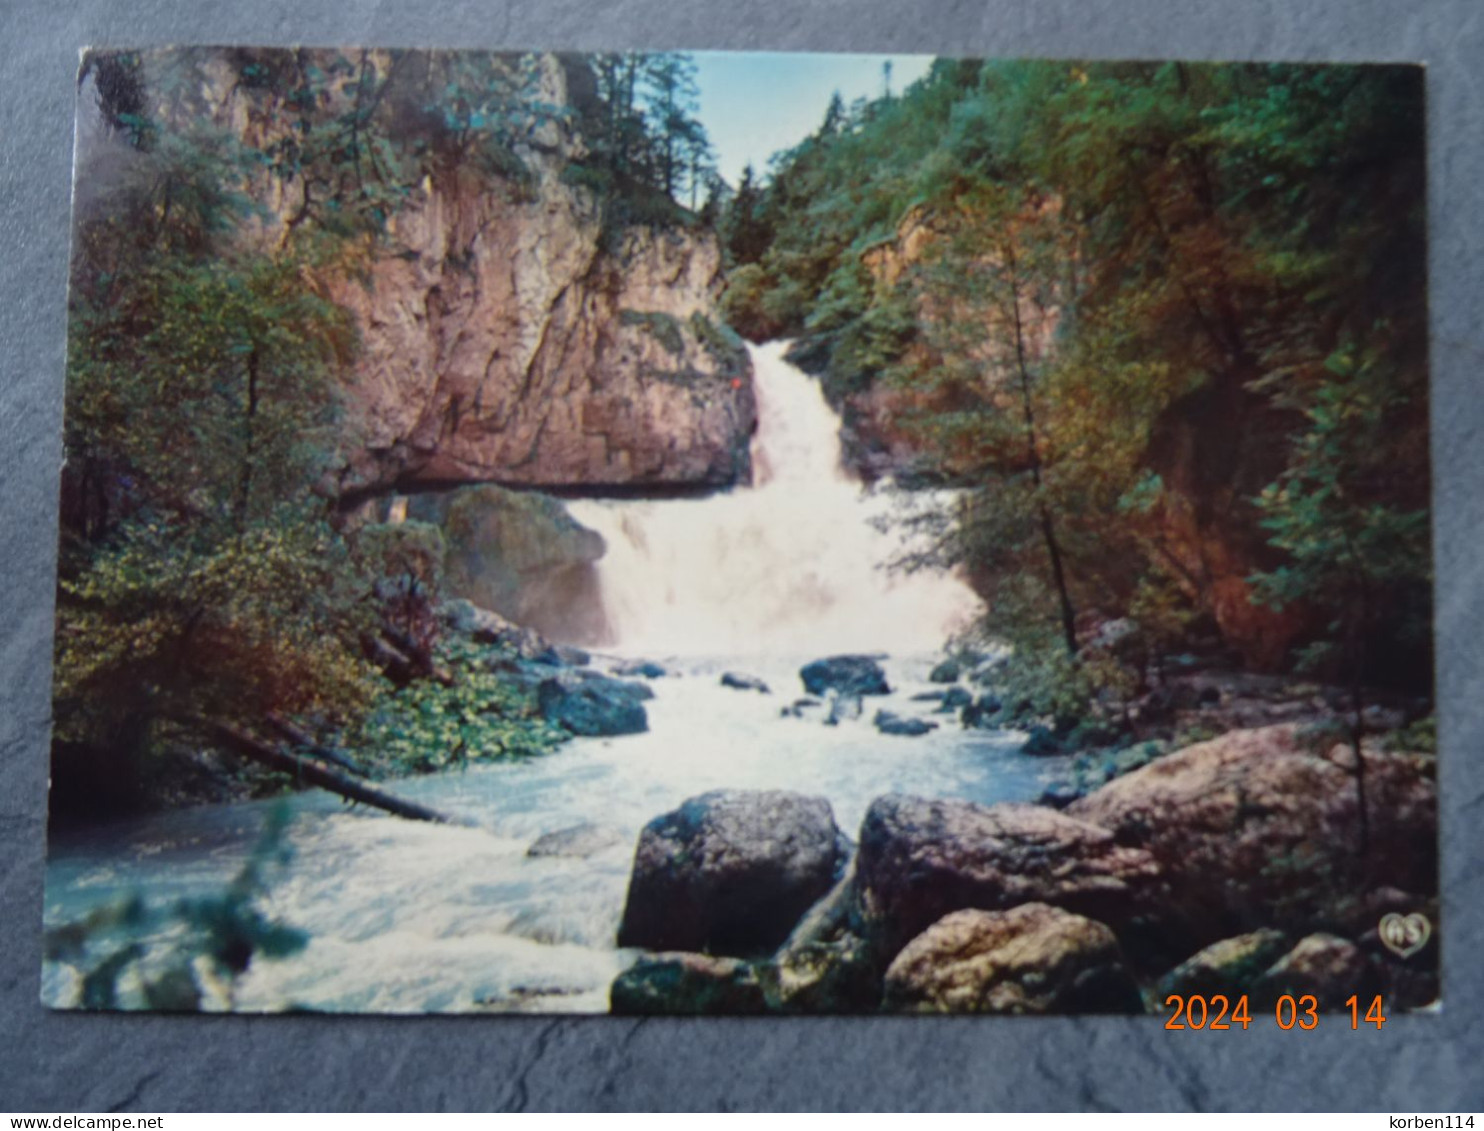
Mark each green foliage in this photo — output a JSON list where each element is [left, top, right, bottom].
[[620, 308, 686, 355], [724, 58, 1428, 703], [44, 805, 308, 1011], [351, 638, 566, 774]]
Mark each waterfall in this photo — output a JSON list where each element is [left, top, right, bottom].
[[567, 341, 982, 656]]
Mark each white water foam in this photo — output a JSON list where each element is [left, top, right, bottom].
[[567, 341, 981, 655]]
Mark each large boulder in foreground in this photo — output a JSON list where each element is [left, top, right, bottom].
[[610, 953, 768, 1015], [1068, 725, 1436, 944], [800, 655, 891, 698], [617, 790, 849, 956], [882, 904, 1145, 1015], [856, 796, 1166, 961]]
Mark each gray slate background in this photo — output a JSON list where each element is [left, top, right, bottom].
[[3, 0, 1481, 1112]]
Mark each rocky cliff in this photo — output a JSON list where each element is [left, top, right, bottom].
[[188, 50, 756, 496]]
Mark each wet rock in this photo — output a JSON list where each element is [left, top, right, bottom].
[[617, 790, 849, 956], [1021, 725, 1063, 756], [824, 692, 863, 726], [929, 659, 961, 684], [537, 672, 648, 737], [1037, 782, 1084, 810], [939, 687, 973, 712], [534, 643, 592, 668], [1156, 930, 1292, 1000], [1068, 725, 1436, 945], [800, 655, 891, 698], [720, 671, 770, 694], [526, 822, 627, 859], [1253, 933, 1377, 1009], [781, 697, 823, 719], [910, 690, 947, 703], [856, 795, 1165, 961], [613, 659, 666, 679], [771, 863, 880, 1013], [882, 904, 1144, 1015], [610, 953, 768, 1015], [873, 711, 937, 737], [961, 694, 1003, 729]]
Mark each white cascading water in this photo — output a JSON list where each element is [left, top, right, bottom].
[[568, 341, 980, 656], [43, 342, 1071, 1015]]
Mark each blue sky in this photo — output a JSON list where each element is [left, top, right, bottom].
[[692, 52, 935, 186]]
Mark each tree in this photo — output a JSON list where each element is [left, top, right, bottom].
[[1249, 341, 1431, 858]]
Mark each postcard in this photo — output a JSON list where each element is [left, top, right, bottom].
[[43, 47, 1435, 1018]]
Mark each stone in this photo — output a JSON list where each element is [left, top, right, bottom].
[[800, 655, 891, 698], [616, 790, 849, 956], [526, 823, 626, 859], [1037, 782, 1084, 810], [1253, 933, 1377, 1008], [771, 864, 880, 1013], [855, 796, 1166, 962], [1021, 725, 1063, 756], [537, 673, 648, 737], [961, 694, 1003, 729], [720, 671, 770, 694], [610, 953, 767, 1015], [928, 659, 961, 684], [1068, 725, 1436, 945], [613, 660, 666, 680], [1157, 930, 1292, 1000], [873, 711, 937, 737], [421, 484, 610, 644], [882, 905, 1144, 1014]]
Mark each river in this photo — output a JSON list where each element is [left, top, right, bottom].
[[42, 342, 1068, 1014]]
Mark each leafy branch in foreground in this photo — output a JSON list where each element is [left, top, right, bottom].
[[44, 805, 308, 1011]]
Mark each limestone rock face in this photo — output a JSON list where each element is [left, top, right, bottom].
[[616, 790, 849, 956], [882, 904, 1144, 1014], [191, 52, 756, 495], [855, 796, 1166, 961], [1068, 725, 1437, 945]]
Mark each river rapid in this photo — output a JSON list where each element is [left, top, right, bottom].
[[43, 343, 1068, 1014]]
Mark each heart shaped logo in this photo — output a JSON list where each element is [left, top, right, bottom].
[[1378, 912, 1432, 959]]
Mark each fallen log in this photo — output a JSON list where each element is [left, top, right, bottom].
[[200, 718, 453, 825]]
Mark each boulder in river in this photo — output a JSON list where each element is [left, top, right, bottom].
[[824, 692, 863, 726], [856, 795, 1166, 961], [960, 693, 1003, 729], [873, 711, 937, 737], [928, 659, 961, 684], [537, 672, 649, 737], [720, 671, 771, 694], [882, 904, 1145, 1015], [800, 655, 891, 698], [617, 789, 849, 956], [610, 953, 768, 1015], [1068, 724, 1436, 945], [1252, 933, 1377, 1009]]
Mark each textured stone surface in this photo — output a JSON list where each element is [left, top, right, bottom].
[[1069, 725, 1436, 945], [1253, 933, 1378, 1009], [882, 904, 1144, 1015], [610, 953, 768, 1015], [1157, 930, 1293, 1000], [856, 795, 1166, 959], [617, 790, 848, 955], [4, 0, 1483, 1115]]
